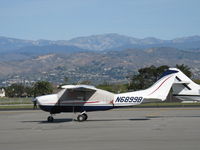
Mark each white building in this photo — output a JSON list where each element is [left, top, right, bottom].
[[0, 88, 5, 97]]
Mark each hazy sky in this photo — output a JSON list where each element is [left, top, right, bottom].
[[0, 0, 199, 40]]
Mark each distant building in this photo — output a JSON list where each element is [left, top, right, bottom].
[[0, 88, 5, 97]]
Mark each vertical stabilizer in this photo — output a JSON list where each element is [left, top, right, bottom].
[[144, 70, 178, 101], [114, 70, 178, 106]]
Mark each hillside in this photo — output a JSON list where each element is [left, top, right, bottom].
[[0, 47, 200, 86], [1, 34, 200, 86]]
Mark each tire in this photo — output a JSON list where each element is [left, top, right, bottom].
[[82, 113, 88, 120], [47, 116, 54, 122], [77, 114, 86, 122]]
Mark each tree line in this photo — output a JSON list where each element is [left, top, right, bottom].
[[4, 81, 53, 97], [3, 64, 200, 98]]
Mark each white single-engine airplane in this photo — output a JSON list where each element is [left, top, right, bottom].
[[167, 68, 200, 101], [35, 70, 178, 122]]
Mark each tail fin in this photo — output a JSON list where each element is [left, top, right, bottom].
[[144, 69, 178, 101], [114, 69, 178, 106], [168, 68, 200, 97]]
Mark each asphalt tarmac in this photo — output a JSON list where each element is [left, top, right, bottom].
[[0, 108, 200, 150]]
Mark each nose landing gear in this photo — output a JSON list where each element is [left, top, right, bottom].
[[47, 115, 54, 122], [47, 113, 54, 122]]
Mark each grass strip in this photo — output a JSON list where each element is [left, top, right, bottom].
[[0, 97, 32, 105], [0, 105, 33, 110]]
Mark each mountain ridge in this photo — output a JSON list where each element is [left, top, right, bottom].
[[1, 34, 200, 53]]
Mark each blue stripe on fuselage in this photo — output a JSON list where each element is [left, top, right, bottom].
[[39, 105, 114, 114]]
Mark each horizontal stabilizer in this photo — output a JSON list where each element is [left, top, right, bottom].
[[173, 81, 190, 84]]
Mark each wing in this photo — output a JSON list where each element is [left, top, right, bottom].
[[61, 85, 97, 92]]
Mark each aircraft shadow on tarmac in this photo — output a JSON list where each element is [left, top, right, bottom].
[[87, 118, 150, 122], [21, 118, 150, 124], [21, 118, 73, 124], [21, 115, 200, 124], [146, 115, 200, 118]]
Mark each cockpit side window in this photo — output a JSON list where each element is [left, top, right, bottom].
[[59, 89, 95, 101]]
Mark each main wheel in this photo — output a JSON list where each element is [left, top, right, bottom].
[[77, 114, 86, 122], [82, 113, 88, 120], [47, 116, 54, 122]]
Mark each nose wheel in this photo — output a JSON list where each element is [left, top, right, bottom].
[[47, 116, 54, 122], [77, 113, 88, 122]]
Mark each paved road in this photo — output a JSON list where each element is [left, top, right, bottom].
[[0, 108, 200, 150]]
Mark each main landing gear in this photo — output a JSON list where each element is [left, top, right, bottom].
[[47, 112, 88, 122], [77, 113, 88, 122]]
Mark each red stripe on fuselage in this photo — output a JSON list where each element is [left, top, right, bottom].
[[42, 101, 100, 105], [61, 101, 100, 104]]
